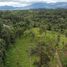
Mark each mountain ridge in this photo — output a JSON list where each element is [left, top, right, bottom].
[[0, 2, 67, 10]]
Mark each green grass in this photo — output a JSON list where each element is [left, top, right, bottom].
[[5, 36, 36, 67], [5, 28, 67, 67]]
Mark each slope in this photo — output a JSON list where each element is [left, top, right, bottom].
[[5, 28, 67, 67]]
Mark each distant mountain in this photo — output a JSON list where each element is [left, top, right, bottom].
[[22, 3, 49, 9], [24, 2, 67, 9], [0, 6, 18, 10], [0, 2, 67, 10]]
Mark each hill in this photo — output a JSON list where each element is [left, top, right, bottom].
[[5, 28, 67, 67]]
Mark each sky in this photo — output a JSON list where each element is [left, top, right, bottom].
[[0, 0, 67, 7]]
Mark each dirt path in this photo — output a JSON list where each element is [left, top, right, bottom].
[[55, 50, 63, 67]]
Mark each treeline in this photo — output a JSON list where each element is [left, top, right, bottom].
[[0, 9, 67, 66]]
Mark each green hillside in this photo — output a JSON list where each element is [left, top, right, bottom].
[[5, 28, 67, 67], [0, 10, 67, 67]]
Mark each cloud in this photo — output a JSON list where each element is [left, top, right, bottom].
[[0, 2, 31, 7], [0, 0, 67, 7], [0, 0, 67, 2]]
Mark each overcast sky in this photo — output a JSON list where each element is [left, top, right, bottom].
[[0, 0, 67, 7]]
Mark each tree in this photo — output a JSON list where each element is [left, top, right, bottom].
[[0, 39, 6, 67], [1, 24, 15, 49], [30, 41, 55, 67]]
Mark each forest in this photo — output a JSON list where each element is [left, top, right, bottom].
[[0, 9, 67, 67]]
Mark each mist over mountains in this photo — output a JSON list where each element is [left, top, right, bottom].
[[0, 2, 67, 10]]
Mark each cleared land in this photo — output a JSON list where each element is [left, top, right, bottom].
[[5, 28, 67, 67]]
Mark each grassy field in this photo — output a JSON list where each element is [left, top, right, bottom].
[[5, 28, 67, 67], [5, 36, 35, 67]]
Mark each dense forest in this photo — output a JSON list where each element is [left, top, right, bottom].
[[0, 9, 67, 67]]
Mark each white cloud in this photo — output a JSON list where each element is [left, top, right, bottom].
[[0, 0, 67, 7], [0, 0, 67, 3], [0, 2, 30, 7]]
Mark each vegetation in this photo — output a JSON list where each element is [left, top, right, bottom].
[[0, 9, 67, 67]]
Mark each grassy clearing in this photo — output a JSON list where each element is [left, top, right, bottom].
[[5, 28, 67, 67], [5, 36, 36, 67]]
